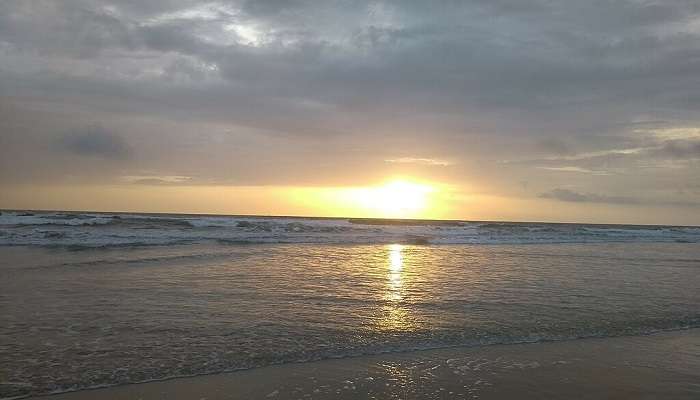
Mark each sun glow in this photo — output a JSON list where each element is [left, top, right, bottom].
[[346, 180, 435, 218], [285, 178, 448, 219]]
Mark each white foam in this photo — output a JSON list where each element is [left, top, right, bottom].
[[0, 211, 698, 247]]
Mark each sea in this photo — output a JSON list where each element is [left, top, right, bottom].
[[1, 210, 699, 398]]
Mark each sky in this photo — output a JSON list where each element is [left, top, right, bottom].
[[1, 0, 699, 224]]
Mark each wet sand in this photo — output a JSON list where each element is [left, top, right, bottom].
[[33, 329, 700, 400]]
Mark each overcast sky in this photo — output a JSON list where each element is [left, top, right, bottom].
[[1, 0, 699, 223]]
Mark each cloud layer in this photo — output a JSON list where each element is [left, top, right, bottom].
[[62, 125, 131, 159], [0, 0, 699, 222]]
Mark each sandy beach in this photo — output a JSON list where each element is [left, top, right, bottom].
[[32, 329, 700, 400]]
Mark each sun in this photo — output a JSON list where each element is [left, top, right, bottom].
[[349, 179, 435, 218], [286, 178, 444, 219]]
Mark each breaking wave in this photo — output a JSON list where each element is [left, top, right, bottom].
[[1, 211, 699, 248]]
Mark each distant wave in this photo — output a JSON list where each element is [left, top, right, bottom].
[[348, 218, 463, 226], [1, 211, 699, 248]]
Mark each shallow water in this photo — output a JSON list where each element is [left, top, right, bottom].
[[1, 241, 699, 398], [40, 329, 700, 400]]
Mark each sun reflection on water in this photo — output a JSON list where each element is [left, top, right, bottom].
[[387, 244, 404, 301], [380, 244, 416, 331]]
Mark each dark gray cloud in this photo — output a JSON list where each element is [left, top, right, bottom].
[[651, 139, 700, 159], [62, 126, 130, 159], [535, 138, 574, 157], [539, 188, 638, 204], [3, 0, 700, 122], [540, 188, 700, 208]]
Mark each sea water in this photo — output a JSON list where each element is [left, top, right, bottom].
[[0, 211, 699, 398]]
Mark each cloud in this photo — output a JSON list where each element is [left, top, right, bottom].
[[3, 0, 700, 123], [536, 166, 609, 175], [539, 188, 637, 204], [651, 139, 700, 159], [121, 175, 192, 185], [509, 136, 700, 174], [540, 188, 700, 208], [62, 125, 130, 159], [540, 148, 647, 162], [535, 138, 573, 157], [384, 157, 451, 166]]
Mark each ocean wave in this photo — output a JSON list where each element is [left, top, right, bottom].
[[6, 216, 195, 229], [1, 211, 699, 248]]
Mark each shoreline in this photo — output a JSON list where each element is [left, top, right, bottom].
[[28, 328, 700, 400]]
